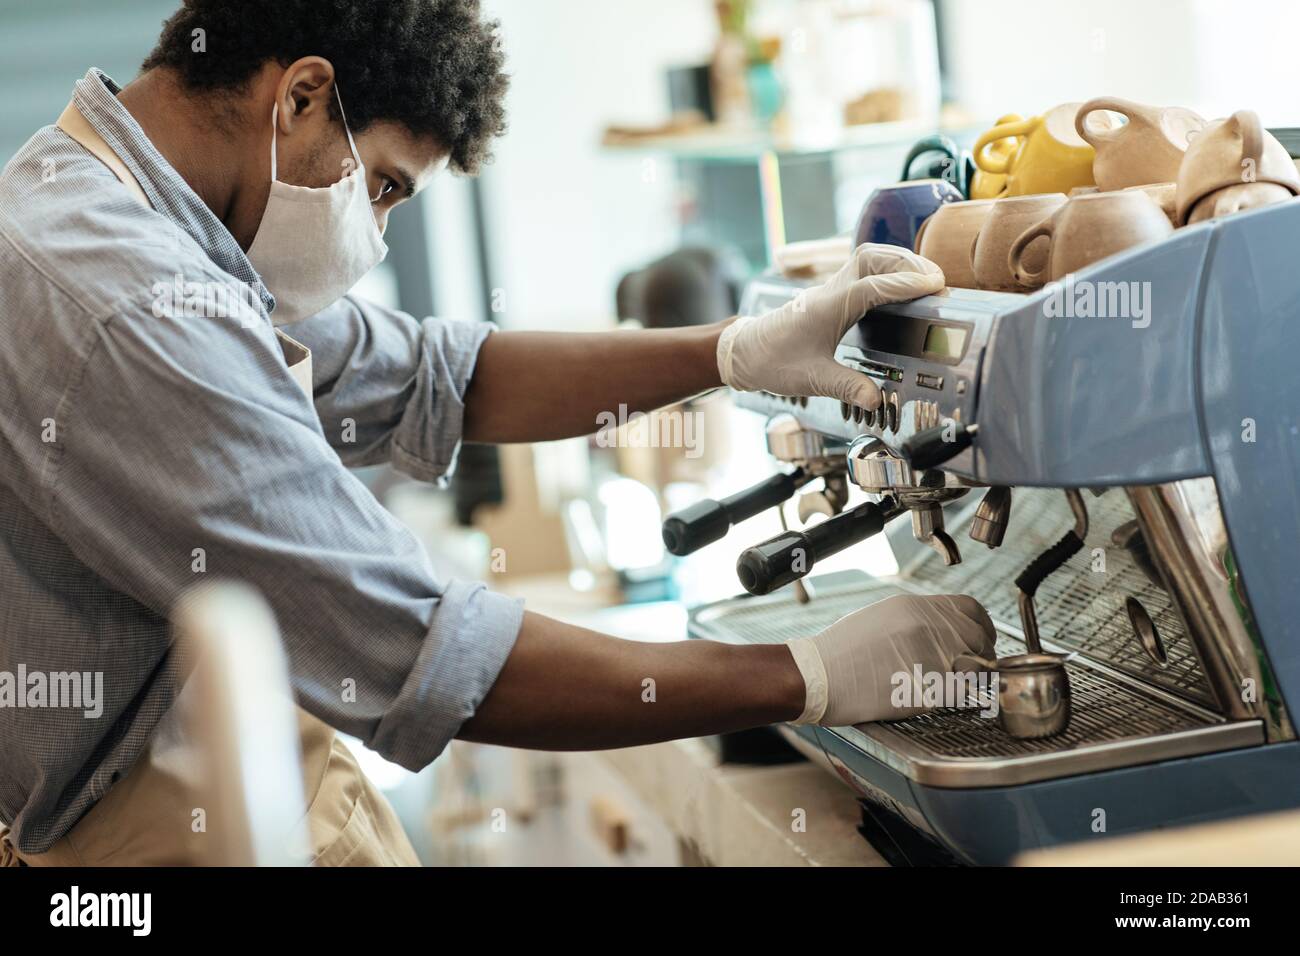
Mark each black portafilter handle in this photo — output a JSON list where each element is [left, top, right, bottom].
[[662, 469, 811, 557], [901, 422, 978, 471], [736, 498, 903, 596]]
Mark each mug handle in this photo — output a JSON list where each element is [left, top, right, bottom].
[[1074, 96, 1147, 147], [901, 134, 959, 182], [1008, 216, 1056, 288], [1232, 110, 1264, 174], [973, 115, 1037, 175]]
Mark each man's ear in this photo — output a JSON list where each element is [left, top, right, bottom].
[[274, 56, 336, 134]]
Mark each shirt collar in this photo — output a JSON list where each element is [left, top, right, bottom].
[[72, 68, 276, 317]]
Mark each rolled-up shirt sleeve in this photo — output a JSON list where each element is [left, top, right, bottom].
[[284, 295, 492, 483], [49, 302, 522, 770]]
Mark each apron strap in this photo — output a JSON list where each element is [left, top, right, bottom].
[[56, 101, 314, 399], [57, 101, 153, 209], [0, 826, 26, 867]]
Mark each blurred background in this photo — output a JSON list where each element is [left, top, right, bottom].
[[3, 0, 1295, 864]]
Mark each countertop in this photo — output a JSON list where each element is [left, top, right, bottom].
[[499, 574, 884, 866], [598, 737, 886, 866]]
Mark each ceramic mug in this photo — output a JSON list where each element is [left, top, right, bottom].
[[914, 198, 996, 289], [901, 134, 973, 198], [1123, 182, 1177, 226], [1186, 181, 1295, 224], [1075, 97, 1205, 191], [1175, 110, 1300, 224], [970, 193, 1067, 291], [853, 179, 963, 251], [970, 114, 1024, 199], [1008, 190, 1172, 286], [972, 104, 1105, 197]]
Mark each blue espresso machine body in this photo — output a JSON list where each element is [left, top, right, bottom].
[[729, 200, 1300, 864]]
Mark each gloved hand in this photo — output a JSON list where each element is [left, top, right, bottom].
[[785, 593, 997, 727], [717, 244, 944, 410]]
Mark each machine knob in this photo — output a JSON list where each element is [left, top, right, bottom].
[[736, 498, 902, 596], [662, 469, 810, 556]]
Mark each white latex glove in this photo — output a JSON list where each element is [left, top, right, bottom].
[[718, 243, 945, 410], [786, 593, 997, 727]]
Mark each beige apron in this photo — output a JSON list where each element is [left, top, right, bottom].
[[0, 103, 419, 867]]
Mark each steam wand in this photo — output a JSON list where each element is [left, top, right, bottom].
[[1015, 489, 1089, 653]]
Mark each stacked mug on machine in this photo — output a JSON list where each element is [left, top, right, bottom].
[[1176, 109, 1300, 224], [894, 96, 1300, 294]]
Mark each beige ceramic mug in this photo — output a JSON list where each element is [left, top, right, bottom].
[[1175, 110, 1300, 224], [1008, 190, 1172, 286], [1186, 182, 1295, 224], [1124, 182, 1177, 226], [914, 199, 997, 289], [1076, 97, 1205, 191], [971, 193, 1067, 291]]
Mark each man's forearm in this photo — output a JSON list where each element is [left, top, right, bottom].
[[457, 611, 805, 749], [462, 322, 729, 444]]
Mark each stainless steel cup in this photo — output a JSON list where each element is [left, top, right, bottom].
[[956, 652, 1072, 738]]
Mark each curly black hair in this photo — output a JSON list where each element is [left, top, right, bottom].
[[141, 0, 508, 174]]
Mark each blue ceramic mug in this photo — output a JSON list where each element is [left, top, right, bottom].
[[853, 179, 964, 251]]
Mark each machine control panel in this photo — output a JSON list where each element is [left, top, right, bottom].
[[735, 274, 1015, 474]]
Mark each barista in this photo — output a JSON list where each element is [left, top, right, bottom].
[[0, 0, 995, 866]]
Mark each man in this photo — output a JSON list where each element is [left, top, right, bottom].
[[0, 0, 995, 865]]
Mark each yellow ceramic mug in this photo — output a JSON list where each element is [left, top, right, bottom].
[[973, 103, 1103, 198]]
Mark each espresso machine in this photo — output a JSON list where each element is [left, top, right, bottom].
[[665, 200, 1300, 864]]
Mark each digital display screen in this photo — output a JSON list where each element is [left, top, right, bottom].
[[923, 324, 968, 359]]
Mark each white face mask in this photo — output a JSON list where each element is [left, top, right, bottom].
[[247, 87, 388, 326]]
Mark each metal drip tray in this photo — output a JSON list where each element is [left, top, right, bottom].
[[904, 487, 1215, 707], [689, 573, 1263, 788]]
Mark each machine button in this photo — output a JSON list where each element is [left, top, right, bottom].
[[886, 396, 899, 432], [917, 372, 944, 390], [852, 405, 863, 424], [864, 407, 875, 427], [840, 401, 850, 421]]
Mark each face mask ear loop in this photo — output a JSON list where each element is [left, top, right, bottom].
[[333, 84, 364, 174], [269, 101, 280, 183], [334, 84, 384, 203]]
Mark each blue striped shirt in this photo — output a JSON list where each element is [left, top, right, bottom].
[[0, 69, 523, 852]]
